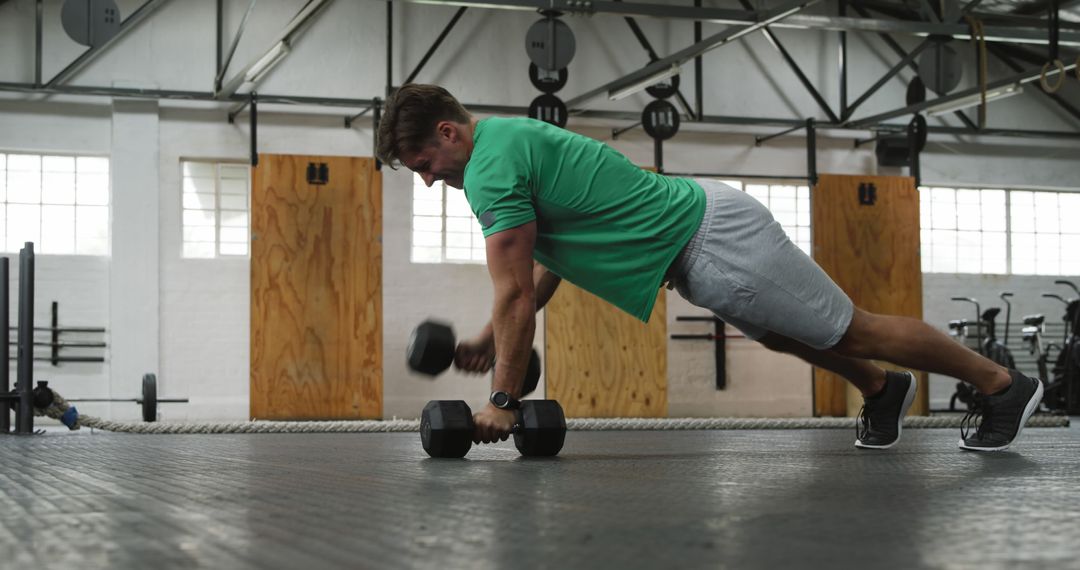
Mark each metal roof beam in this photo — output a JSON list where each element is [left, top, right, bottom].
[[387, 0, 1080, 45], [215, 0, 336, 99], [564, 0, 820, 109], [848, 61, 1078, 127]]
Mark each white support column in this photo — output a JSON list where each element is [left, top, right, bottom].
[[109, 99, 160, 418]]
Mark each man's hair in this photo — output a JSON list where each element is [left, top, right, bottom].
[[376, 84, 471, 168]]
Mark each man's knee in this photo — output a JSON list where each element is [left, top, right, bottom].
[[758, 332, 798, 354], [832, 308, 877, 358]]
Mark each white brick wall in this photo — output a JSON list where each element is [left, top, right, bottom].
[[2, 104, 1078, 423], [1, 0, 1078, 422]]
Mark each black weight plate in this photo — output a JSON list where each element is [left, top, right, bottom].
[[61, 0, 121, 48], [525, 18, 576, 72], [407, 320, 456, 376], [523, 349, 541, 396], [645, 72, 679, 100], [906, 77, 927, 106], [421, 400, 474, 458], [918, 41, 962, 94], [907, 114, 928, 154], [142, 373, 157, 423], [528, 94, 568, 128], [513, 400, 566, 457], [529, 63, 568, 94], [641, 99, 680, 141]]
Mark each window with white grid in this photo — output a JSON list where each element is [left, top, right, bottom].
[[1009, 190, 1080, 276], [919, 187, 1008, 274], [0, 152, 110, 255], [411, 173, 486, 264], [181, 161, 250, 258], [739, 181, 812, 255]]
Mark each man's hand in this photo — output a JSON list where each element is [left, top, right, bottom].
[[473, 404, 517, 444], [454, 335, 496, 374]]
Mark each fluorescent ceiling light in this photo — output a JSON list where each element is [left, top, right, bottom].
[[607, 64, 681, 101], [924, 83, 1024, 117], [245, 41, 291, 84]]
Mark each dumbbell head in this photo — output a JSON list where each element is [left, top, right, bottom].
[[142, 373, 157, 423], [513, 400, 566, 457], [524, 350, 541, 396], [408, 320, 456, 376], [420, 400, 474, 458]]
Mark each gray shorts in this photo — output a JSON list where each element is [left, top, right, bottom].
[[667, 179, 854, 350]]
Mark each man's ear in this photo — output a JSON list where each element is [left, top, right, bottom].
[[436, 121, 456, 143]]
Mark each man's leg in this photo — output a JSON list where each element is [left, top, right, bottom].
[[832, 308, 1045, 451], [757, 332, 886, 397], [759, 330, 916, 449], [832, 308, 1011, 395]]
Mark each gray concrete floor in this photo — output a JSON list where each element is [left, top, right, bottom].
[[2, 424, 1080, 569]]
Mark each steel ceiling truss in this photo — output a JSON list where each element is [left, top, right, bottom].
[[619, 7, 699, 120], [216, 0, 337, 100], [393, 0, 1080, 45], [1, 0, 1078, 145]]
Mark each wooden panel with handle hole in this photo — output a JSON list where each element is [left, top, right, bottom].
[[811, 173, 928, 417], [250, 154, 382, 420]]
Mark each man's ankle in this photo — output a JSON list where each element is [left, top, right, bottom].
[[861, 373, 888, 399], [977, 369, 1012, 396]]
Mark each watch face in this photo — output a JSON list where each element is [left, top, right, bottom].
[[492, 392, 509, 408]]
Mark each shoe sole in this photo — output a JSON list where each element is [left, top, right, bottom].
[[958, 377, 1044, 452], [855, 371, 917, 450]]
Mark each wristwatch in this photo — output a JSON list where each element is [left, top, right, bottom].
[[489, 390, 521, 410]]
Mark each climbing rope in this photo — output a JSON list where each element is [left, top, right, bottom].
[[33, 396, 1069, 434], [963, 14, 988, 128]]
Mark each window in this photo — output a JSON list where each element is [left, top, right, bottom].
[[1009, 190, 1080, 276], [411, 173, 486, 264], [730, 180, 812, 256], [0, 152, 110, 255], [919, 187, 1008, 274], [181, 161, 250, 258], [919, 186, 1079, 275]]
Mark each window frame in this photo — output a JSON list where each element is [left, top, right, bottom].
[[0, 150, 112, 256], [410, 173, 486, 265], [919, 183, 1080, 276], [708, 178, 814, 256], [180, 159, 251, 259]]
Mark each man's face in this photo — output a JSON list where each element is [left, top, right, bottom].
[[400, 121, 469, 190]]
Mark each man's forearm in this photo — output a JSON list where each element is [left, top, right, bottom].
[[534, 262, 562, 311], [477, 263, 560, 345], [491, 294, 536, 398]]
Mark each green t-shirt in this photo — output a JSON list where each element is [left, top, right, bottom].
[[462, 117, 706, 322]]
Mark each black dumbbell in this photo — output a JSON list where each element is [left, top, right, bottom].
[[407, 320, 542, 396], [420, 399, 567, 458]]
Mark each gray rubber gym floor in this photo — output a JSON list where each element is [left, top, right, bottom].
[[3, 424, 1080, 570]]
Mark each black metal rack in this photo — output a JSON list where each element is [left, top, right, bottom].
[[670, 315, 732, 390], [0, 243, 110, 435], [6, 301, 107, 365], [0, 243, 37, 434]]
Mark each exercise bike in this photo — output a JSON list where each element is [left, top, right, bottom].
[[1028, 280, 1080, 414], [946, 292, 1017, 412]]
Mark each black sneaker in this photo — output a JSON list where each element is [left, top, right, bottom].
[[958, 370, 1044, 452], [855, 371, 917, 449]]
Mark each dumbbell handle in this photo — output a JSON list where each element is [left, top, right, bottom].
[[474, 411, 526, 439]]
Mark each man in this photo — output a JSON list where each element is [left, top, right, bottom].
[[377, 83, 1043, 453]]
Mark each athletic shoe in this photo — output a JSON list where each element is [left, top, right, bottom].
[[855, 370, 917, 449], [958, 369, 1043, 452]]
